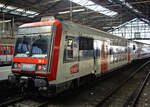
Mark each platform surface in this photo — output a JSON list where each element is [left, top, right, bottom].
[[0, 66, 11, 81]]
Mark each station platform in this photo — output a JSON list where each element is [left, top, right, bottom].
[[0, 66, 11, 81]]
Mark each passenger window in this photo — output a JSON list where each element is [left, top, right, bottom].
[[79, 37, 94, 59], [3, 46, 6, 55], [64, 36, 74, 62], [109, 48, 113, 55], [67, 38, 73, 59], [79, 37, 93, 50], [133, 45, 136, 50], [8, 46, 11, 55]]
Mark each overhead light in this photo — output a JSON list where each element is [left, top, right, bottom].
[[58, 9, 85, 14], [0, 20, 11, 23], [103, 26, 112, 29]]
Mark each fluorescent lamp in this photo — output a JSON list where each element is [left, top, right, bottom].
[[0, 20, 11, 23], [59, 9, 85, 14]]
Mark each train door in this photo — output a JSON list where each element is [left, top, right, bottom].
[[63, 35, 79, 80], [128, 47, 130, 63], [7, 46, 12, 62], [10, 46, 14, 55], [2, 46, 6, 62], [101, 41, 108, 73], [94, 40, 101, 75]]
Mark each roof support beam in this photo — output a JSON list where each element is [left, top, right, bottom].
[[111, 0, 150, 25]]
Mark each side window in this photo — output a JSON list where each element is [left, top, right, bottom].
[[109, 48, 113, 55], [133, 45, 136, 50], [64, 36, 77, 62], [3, 46, 6, 55], [94, 40, 101, 58], [66, 37, 73, 59], [79, 37, 93, 59], [8, 46, 11, 55], [79, 37, 93, 50]]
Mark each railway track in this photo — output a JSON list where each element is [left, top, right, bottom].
[[134, 71, 150, 107], [44, 58, 150, 107], [95, 59, 150, 107], [0, 58, 150, 107]]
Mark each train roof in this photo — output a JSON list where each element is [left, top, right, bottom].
[[62, 20, 127, 41], [18, 19, 150, 46]]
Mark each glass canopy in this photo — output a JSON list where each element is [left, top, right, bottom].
[[70, 0, 118, 17], [0, 3, 39, 18]]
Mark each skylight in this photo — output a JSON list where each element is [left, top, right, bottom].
[[70, 0, 118, 17], [0, 3, 39, 18]]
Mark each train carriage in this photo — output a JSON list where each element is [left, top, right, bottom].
[[8, 17, 150, 95], [0, 44, 14, 65]]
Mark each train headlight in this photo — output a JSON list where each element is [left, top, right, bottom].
[[37, 65, 42, 71], [17, 63, 21, 68], [13, 63, 21, 69], [36, 64, 47, 72]]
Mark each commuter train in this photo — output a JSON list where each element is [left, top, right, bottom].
[[0, 44, 14, 65], [8, 17, 150, 95]]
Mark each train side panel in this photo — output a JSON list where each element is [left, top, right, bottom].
[[56, 23, 95, 84], [56, 22, 131, 85]]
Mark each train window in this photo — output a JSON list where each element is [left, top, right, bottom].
[[133, 45, 136, 50], [94, 40, 101, 58], [64, 36, 79, 62], [79, 37, 93, 50], [109, 48, 113, 55], [8, 46, 11, 55], [64, 36, 74, 61], [3, 46, 6, 55]]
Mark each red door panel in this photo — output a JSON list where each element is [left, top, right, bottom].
[[128, 47, 130, 63], [101, 41, 108, 73]]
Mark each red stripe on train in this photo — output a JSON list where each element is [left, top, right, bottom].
[[48, 20, 62, 81], [13, 57, 48, 64], [20, 21, 57, 28]]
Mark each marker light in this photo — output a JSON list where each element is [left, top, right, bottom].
[[17, 63, 21, 68], [37, 65, 42, 71]]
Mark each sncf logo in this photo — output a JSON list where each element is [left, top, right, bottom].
[[70, 64, 79, 74]]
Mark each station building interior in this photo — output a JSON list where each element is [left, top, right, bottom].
[[0, 0, 150, 106]]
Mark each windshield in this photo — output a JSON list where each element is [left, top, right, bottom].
[[14, 35, 49, 58]]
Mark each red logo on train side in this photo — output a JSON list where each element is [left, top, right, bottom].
[[70, 64, 79, 74]]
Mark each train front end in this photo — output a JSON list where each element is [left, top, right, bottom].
[[8, 19, 62, 94]]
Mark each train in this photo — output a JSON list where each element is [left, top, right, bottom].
[[8, 17, 150, 96], [0, 44, 14, 65]]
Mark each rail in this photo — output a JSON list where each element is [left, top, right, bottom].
[[0, 95, 27, 106], [123, 70, 150, 107], [95, 59, 150, 107]]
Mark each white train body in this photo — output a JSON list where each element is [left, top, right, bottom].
[[9, 19, 150, 94], [0, 44, 14, 65]]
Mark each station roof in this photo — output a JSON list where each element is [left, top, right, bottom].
[[0, 0, 150, 31]]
